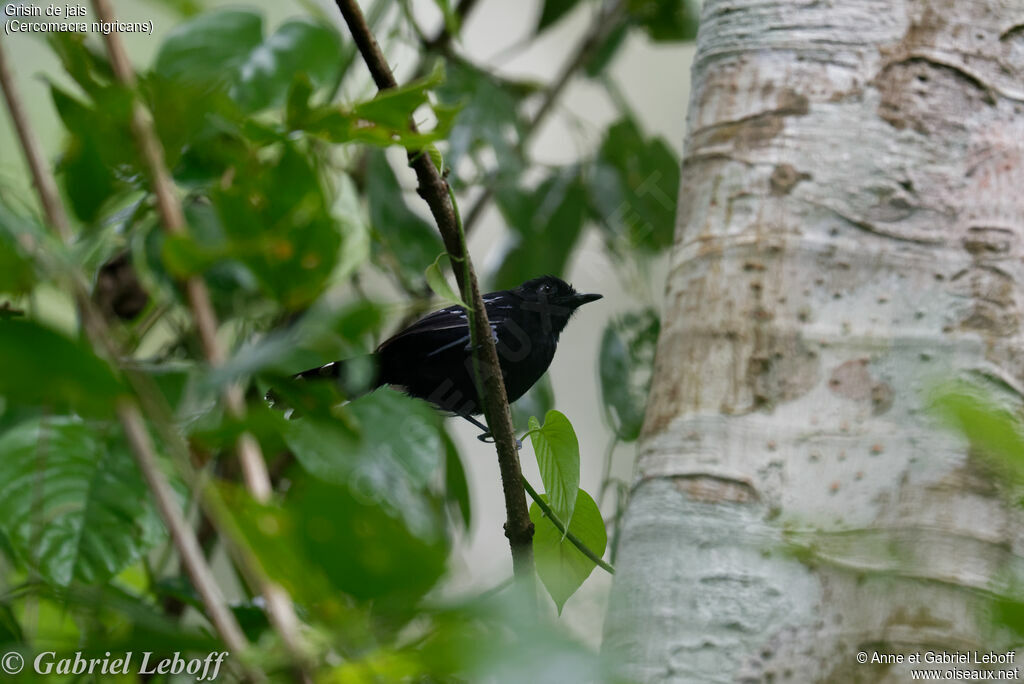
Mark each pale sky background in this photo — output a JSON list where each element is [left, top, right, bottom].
[[0, 0, 694, 646]]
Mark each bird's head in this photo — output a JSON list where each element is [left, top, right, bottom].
[[514, 276, 602, 334]]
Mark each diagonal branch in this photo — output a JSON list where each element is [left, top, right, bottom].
[[89, 0, 309, 675], [0, 39, 254, 670], [522, 478, 614, 574], [88, 0, 267, 495], [422, 0, 481, 54], [333, 0, 536, 585], [460, 0, 627, 237]]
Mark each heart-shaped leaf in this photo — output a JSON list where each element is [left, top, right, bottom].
[[528, 410, 580, 525], [530, 489, 606, 614], [426, 253, 468, 309]]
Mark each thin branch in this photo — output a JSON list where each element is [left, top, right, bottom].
[[598, 434, 620, 508], [89, 1, 310, 675], [119, 403, 257, 643], [521, 478, 615, 575], [333, 0, 536, 585], [422, 0, 480, 54], [461, 0, 627, 237], [0, 39, 254, 667], [89, 0, 269, 495]]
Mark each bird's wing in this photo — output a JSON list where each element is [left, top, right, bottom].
[[377, 305, 465, 348], [376, 295, 514, 357]]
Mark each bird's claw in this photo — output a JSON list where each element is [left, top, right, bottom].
[[475, 431, 523, 450]]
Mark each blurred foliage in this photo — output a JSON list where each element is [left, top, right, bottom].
[[931, 380, 1024, 473], [0, 418, 164, 587], [599, 309, 660, 442], [0, 0, 696, 679], [494, 166, 589, 290], [923, 382, 1024, 645]]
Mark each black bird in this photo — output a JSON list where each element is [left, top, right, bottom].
[[292, 276, 602, 439]]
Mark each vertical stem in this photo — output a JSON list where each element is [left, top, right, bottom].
[[0, 39, 254, 669], [118, 403, 253, 654], [91, 2, 310, 675], [459, 0, 626, 237], [333, 0, 536, 586], [90, 0, 270, 498]]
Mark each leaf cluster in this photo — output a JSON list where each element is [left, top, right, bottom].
[[0, 0, 695, 678]]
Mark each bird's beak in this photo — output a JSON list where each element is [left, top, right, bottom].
[[571, 292, 603, 306]]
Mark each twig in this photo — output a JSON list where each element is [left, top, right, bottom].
[[333, 0, 536, 585], [90, 2, 310, 675], [598, 434, 619, 508], [521, 478, 615, 575], [118, 404, 257, 640], [90, 0, 267, 487], [0, 39, 254, 668], [422, 0, 480, 54], [460, 0, 626, 237]]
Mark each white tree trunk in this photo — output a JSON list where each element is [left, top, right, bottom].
[[603, 1, 1024, 682]]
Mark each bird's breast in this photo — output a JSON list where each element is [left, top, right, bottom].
[[495, 324, 558, 403]]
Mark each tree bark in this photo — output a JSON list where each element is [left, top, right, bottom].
[[604, 1, 1024, 681]]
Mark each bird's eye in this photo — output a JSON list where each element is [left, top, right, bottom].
[[540, 283, 555, 295]]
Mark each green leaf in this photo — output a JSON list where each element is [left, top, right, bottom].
[[530, 489, 607, 614], [436, 62, 530, 183], [147, 200, 263, 314], [209, 144, 341, 308], [493, 167, 588, 289], [52, 583, 221, 654], [599, 310, 660, 441], [626, 0, 699, 42], [154, 10, 343, 114], [353, 62, 444, 130], [584, 22, 629, 77], [930, 381, 1024, 471], [0, 603, 22, 645], [992, 593, 1024, 644], [222, 298, 384, 401], [322, 589, 621, 681], [50, 85, 135, 225], [294, 63, 456, 148], [538, 0, 584, 31], [528, 410, 580, 525], [47, 33, 114, 99], [0, 418, 165, 587], [426, 253, 468, 308], [284, 389, 446, 540], [425, 143, 445, 174], [366, 150, 443, 286], [154, 10, 264, 87], [588, 117, 680, 254], [432, 0, 460, 37], [0, 204, 38, 295], [225, 474, 448, 605], [151, 0, 203, 15], [136, 362, 194, 415], [332, 172, 373, 283], [0, 319, 123, 417], [234, 20, 343, 112], [443, 430, 472, 529], [285, 73, 315, 129], [142, 72, 252, 185]]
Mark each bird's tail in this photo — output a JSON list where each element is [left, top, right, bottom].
[[293, 355, 381, 395], [266, 355, 381, 410]]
